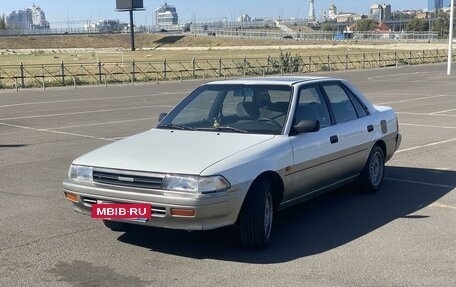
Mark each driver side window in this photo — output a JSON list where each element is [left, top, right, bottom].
[[295, 87, 331, 128]]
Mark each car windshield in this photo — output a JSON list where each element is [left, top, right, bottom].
[[157, 84, 293, 135]]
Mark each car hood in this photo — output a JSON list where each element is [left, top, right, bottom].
[[73, 129, 276, 175]]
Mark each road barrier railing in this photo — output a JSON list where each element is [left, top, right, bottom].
[[0, 49, 450, 90]]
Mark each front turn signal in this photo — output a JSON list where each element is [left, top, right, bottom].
[[64, 192, 78, 203]]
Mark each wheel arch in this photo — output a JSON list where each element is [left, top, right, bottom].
[[373, 139, 387, 156], [250, 171, 284, 212]]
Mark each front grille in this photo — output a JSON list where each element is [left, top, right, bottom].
[[93, 170, 163, 189], [151, 206, 166, 217], [82, 197, 97, 205]]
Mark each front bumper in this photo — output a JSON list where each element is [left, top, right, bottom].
[[63, 180, 247, 231]]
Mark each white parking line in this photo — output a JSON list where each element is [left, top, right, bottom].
[[0, 91, 188, 108], [367, 71, 435, 81], [48, 117, 155, 130], [0, 122, 114, 142], [400, 123, 456, 129], [0, 105, 173, 121], [430, 108, 456, 115], [375, 95, 451, 105], [396, 112, 456, 117], [431, 203, 456, 210], [385, 177, 455, 189], [396, 138, 456, 153]]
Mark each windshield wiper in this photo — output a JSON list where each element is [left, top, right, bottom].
[[158, 124, 195, 131], [196, 126, 248, 133]]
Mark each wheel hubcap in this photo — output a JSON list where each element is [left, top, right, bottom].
[[369, 151, 383, 186], [264, 192, 273, 240]]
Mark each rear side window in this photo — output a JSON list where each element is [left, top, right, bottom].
[[322, 84, 358, 123], [345, 88, 368, 117]]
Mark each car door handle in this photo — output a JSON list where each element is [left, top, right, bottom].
[[367, 125, 374, 132], [330, 135, 338, 144]]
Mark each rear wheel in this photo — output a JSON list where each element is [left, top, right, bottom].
[[358, 145, 385, 193], [239, 180, 273, 250], [102, 220, 131, 232]]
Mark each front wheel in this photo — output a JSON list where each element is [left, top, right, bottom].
[[239, 180, 274, 250], [357, 145, 385, 193]]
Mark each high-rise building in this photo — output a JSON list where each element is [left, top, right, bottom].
[[369, 3, 392, 22], [309, 0, 316, 21], [5, 5, 49, 30], [155, 2, 178, 28], [238, 14, 252, 23], [428, 0, 444, 11]]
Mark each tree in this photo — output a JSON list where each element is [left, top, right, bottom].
[[354, 19, 378, 31], [433, 16, 449, 37], [321, 22, 337, 32], [0, 15, 7, 30], [406, 18, 428, 32]]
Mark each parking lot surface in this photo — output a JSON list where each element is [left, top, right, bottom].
[[0, 64, 455, 286]]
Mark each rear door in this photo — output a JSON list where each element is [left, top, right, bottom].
[[321, 82, 374, 179]]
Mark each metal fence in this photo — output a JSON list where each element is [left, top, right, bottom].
[[193, 28, 439, 42], [0, 49, 451, 90]]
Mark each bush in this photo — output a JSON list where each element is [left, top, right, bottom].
[[271, 49, 302, 73]]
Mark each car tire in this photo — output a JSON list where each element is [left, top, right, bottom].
[[102, 220, 131, 232], [358, 145, 385, 193], [239, 180, 274, 250]]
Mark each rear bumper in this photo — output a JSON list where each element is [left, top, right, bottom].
[[396, 133, 402, 151], [63, 180, 246, 231], [384, 132, 401, 162]]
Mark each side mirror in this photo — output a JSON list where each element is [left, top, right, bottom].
[[291, 120, 320, 135], [158, 113, 168, 122]]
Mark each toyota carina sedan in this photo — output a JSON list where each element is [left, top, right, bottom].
[[63, 77, 401, 249]]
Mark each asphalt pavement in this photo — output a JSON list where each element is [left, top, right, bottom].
[[0, 64, 455, 287]]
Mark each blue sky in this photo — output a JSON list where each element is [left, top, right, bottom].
[[0, 1, 444, 27]]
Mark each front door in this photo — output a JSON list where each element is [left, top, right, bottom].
[[284, 85, 342, 205]]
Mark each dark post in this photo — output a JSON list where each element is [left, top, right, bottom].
[[98, 60, 102, 83], [20, 62, 25, 88], [218, 57, 222, 77], [61, 61, 65, 84], [163, 58, 167, 80], [129, 10, 135, 51], [131, 59, 136, 83]]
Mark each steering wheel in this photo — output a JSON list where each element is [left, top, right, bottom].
[[258, 118, 282, 128]]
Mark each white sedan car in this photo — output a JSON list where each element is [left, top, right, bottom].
[[63, 77, 401, 249]]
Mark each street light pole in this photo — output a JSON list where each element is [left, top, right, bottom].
[[448, 0, 455, 75], [129, 9, 135, 51]]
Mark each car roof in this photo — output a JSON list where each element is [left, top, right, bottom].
[[206, 76, 336, 86]]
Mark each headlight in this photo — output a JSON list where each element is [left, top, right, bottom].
[[162, 175, 230, 194], [68, 165, 93, 181]]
